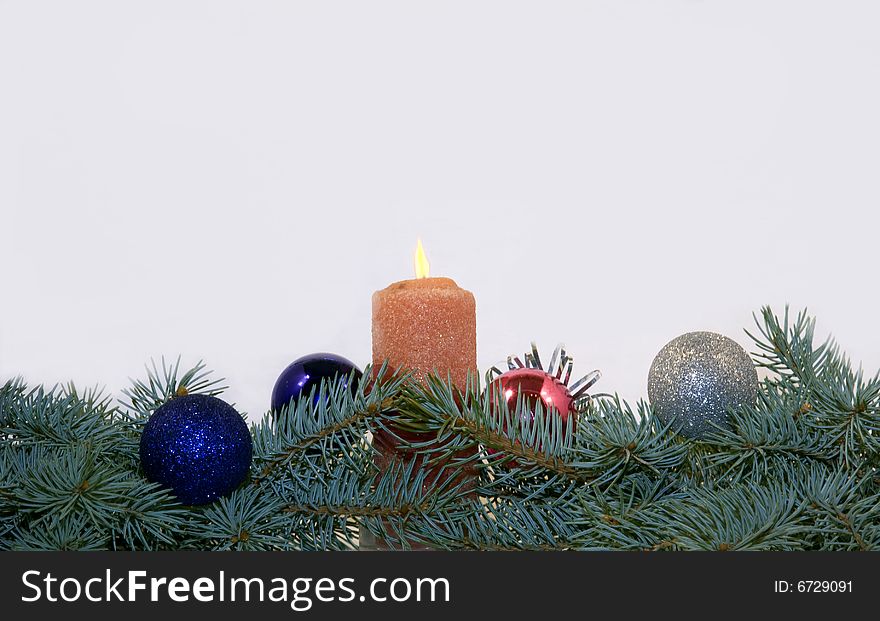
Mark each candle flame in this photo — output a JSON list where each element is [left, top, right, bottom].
[[414, 238, 430, 279]]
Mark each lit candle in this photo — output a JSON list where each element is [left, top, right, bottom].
[[370, 240, 477, 497], [371, 239, 477, 385], [364, 241, 478, 548]]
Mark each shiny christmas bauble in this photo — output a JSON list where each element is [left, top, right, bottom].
[[271, 353, 362, 414], [490, 367, 578, 427]]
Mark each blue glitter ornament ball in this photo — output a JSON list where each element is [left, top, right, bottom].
[[139, 394, 253, 505], [271, 353, 362, 414]]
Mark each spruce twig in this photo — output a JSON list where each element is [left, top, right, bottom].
[[1, 308, 879, 550]]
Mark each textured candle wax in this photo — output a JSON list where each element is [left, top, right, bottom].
[[371, 277, 476, 384], [366, 274, 477, 549]]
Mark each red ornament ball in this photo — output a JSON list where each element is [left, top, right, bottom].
[[490, 367, 578, 429]]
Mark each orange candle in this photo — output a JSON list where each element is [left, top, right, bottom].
[[371, 240, 476, 384], [370, 240, 477, 483]]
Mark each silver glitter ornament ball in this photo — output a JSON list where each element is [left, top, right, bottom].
[[648, 331, 757, 439]]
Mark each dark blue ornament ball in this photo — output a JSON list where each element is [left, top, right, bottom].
[[139, 394, 253, 505], [271, 353, 362, 414]]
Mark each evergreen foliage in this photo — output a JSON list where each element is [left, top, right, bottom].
[[1, 307, 878, 550]]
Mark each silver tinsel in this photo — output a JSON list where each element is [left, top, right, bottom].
[[647, 331, 757, 439]]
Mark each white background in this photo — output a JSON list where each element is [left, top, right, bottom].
[[2, 1, 879, 420]]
